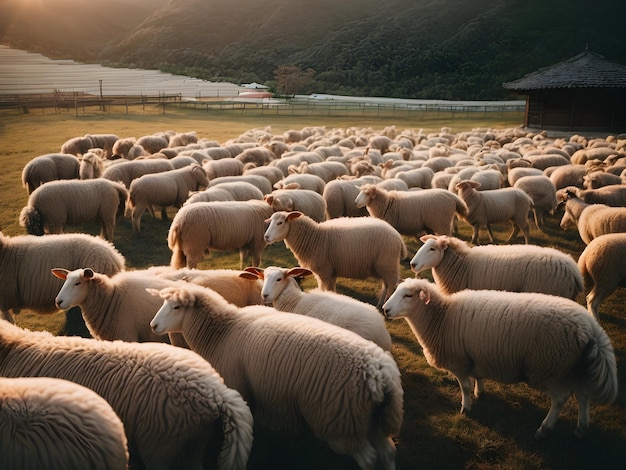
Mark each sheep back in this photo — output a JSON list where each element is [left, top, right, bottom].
[[21, 153, 80, 194]]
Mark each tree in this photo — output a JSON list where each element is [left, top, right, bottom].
[[273, 65, 315, 96]]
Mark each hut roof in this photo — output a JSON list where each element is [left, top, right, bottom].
[[503, 50, 626, 91]]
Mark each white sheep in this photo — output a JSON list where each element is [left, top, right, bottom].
[[84, 133, 119, 158], [209, 174, 273, 194], [506, 166, 544, 186], [126, 163, 209, 232], [242, 164, 285, 186], [78, 150, 106, 179], [264, 187, 327, 222], [264, 211, 407, 308], [52, 267, 187, 343], [136, 134, 169, 154], [355, 184, 469, 238], [548, 164, 587, 190], [185, 181, 264, 205], [0, 231, 124, 324], [149, 284, 403, 470], [21, 153, 80, 193], [111, 137, 137, 159], [102, 158, 175, 188], [455, 179, 534, 244], [60, 135, 94, 156], [394, 166, 435, 189], [578, 232, 626, 320], [242, 266, 392, 351], [382, 278, 618, 439], [583, 171, 623, 189], [274, 173, 327, 194], [322, 176, 380, 218], [557, 184, 626, 207], [0, 377, 129, 470], [559, 191, 626, 244], [288, 160, 350, 182], [203, 158, 245, 179], [411, 235, 583, 299], [0, 321, 253, 470], [19, 179, 128, 241], [168, 131, 198, 148], [169, 200, 275, 269], [513, 175, 558, 232]]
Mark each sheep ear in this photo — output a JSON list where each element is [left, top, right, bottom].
[[438, 236, 450, 250], [83, 268, 95, 279], [287, 267, 313, 278], [239, 272, 260, 280], [264, 195, 274, 205], [51, 268, 69, 280], [146, 288, 161, 297], [419, 234, 436, 243], [469, 181, 481, 189], [286, 211, 303, 220], [419, 290, 431, 305], [243, 266, 264, 276]]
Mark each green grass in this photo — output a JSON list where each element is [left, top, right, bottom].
[[1, 107, 625, 469]]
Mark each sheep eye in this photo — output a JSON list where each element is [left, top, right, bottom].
[[74, 282, 81, 286], [404, 294, 413, 298], [173, 305, 180, 310]]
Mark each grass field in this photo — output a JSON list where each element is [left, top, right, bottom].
[[1, 106, 625, 469]]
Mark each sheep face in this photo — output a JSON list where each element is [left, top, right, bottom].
[[259, 266, 311, 303], [382, 278, 431, 319], [148, 288, 188, 335], [52, 268, 94, 310], [354, 185, 376, 208], [410, 236, 447, 274], [264, 211, 302, 243]]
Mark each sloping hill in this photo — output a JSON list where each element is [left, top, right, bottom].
[[1, 0, 624, 100]]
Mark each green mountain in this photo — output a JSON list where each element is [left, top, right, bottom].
[[1, 0, 624, 99]]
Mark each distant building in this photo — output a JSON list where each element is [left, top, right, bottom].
[[503, 49, 626, 133]]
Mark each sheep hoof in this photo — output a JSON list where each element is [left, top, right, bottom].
[[534, 426, 550, 440], [574, 427, 587, 439]]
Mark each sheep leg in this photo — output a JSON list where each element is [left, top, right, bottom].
[[587, 281, 619, 321], [456, 375, 473, 413], [470, 225, 481, 245], [574, 392, 591, 438], [328, 437, 376, 470], [485, 224, 495, 243], [473, 378, 484, 398], [535, 391, 568, 440], [368, 429, 396, 470]]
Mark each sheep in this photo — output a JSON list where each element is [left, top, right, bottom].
[[168, 131, 198, 147], [264, 187, 327, 222], [136, 134, 169, 154], [242, 266, 392, 351], [469, 168, 504, 190], [322, 176, 377, 218], [60, 135, 93, 156], [203, 158, 245, 179], [0, 377, 129, 470], [355, 184, 469, 238], [578, 233, 626, 320], [209, 174, 273, 194], [513, 175, 558, 231], [382, 278, 618, 439], [21, 153, 80, 193], [559, 191, 626, 244], [234, 146, 277, 166], [0, 231, 124, 325], [78, 150, 106, 179], [149, 284, 403, 470], [126, 163, 209, 232], [548, 164, 587, 190], [101, 158, 176, 187], [411, 235, 583, 299], [111, 137, 137, 159], [169, 200, 275, 269], [51, 267, 189, 343], [455, 179, 534, 244], [0, 321, 254, 470], [583, 171, 623, 189], [186, 181, 264, 205], [288, 160, 350, 182], [557, 184, 626, 207], [84, 133, 119, 158], [273, 173, 327, 194], [19, 178, 127, 241], [394, 166, 435, 189], [264, 211, 407, 309], [242, 164, 285, 186]]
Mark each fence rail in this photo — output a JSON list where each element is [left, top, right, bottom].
[[0, 92, 525, 119]]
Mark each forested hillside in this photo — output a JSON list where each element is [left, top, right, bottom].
[[1, 0, 624, 99]]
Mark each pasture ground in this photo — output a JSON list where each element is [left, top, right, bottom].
[[1, 108, 624, 469]]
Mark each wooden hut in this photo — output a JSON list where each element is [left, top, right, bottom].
[[503, 50, 626, 133]]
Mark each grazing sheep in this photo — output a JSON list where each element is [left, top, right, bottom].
[[52, 267, 187, 342], [583, 171, 623, 189], [578, 233, 626, 320], [264, 211, 407, 308], [382, 278, 618, 439], [101, 158, 175, 187], [111, 137, 137, 159], [559, 192, 626, 244], [355, 184, 468, 238], [548, 164, 587, 190], [322, 176, 379, 218], [126, 163, 209, 232], [19, 179, 127, 241], [455, 180, 534, 244], [394, 166, 435, 189], [264, 187, 327, 222], [513, 175, 558, 231], [242, 266, 392, 351], [79, 150, 106, 179], [0, 321, 253, 470], [21, 153, 80, 194], [209, 174, 273, 194], [136, 134, 169, 154], [411, 235, 583, 299], [0, 232, 124, 324], [169, 200, 275, 269], [506, 166, 544, 186], [203, 158, 245, 179], [557, 185, 626, 207], [274, 173, 327, 194], [84, 134, 119, 158], [289, 160, 350, 182], [242, 164, 285, 186], [0, 377, 129, 470], [60, 135, 93, 156], [234, 146, 277, 166], [149, 284, 403, 470], [186, 181, 264, 205], [168, 131, 198, 148]]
